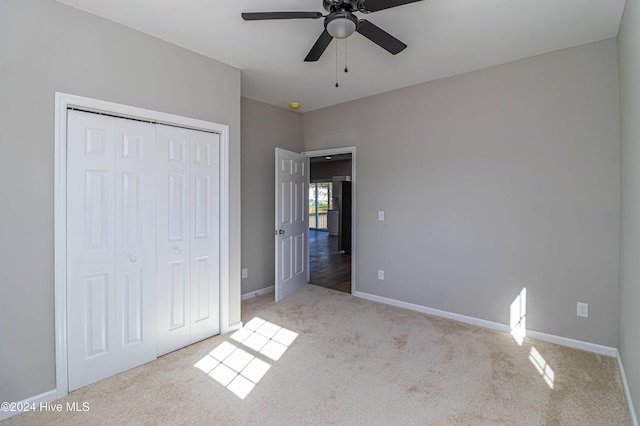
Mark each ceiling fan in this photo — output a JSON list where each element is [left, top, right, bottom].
[[241, 0, 424, 62]]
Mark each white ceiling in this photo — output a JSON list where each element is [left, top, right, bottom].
[[56, 0, 625, 112]]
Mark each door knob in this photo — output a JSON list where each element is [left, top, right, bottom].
[[173, 247, 181, 254], [130, 256, 137, 263], [279, 229, 285, 235]]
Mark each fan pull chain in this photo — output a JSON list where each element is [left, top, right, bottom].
[[335, 40, 339, 87], [344, 38, 348, 73]]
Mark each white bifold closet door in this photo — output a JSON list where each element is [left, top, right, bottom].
[[156, 125, 220, 356], [67, 110, 158, 391], [67, 111, 221, 390]]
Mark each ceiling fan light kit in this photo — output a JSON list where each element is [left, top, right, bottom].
[[325, 10, 358, 39], [241, 0, 422, 62]]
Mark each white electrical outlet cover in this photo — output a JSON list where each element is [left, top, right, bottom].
[[577, 302, 588, 318]]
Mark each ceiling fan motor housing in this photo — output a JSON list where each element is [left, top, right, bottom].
[[322, 0, 364, 13]]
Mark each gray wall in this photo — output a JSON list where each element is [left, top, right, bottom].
[[0, 0, 241, 403], [310, 160, 352, 181], [618, 0, 640, 418], [302, 40, 621, 347], [241, 98, 302, 295]]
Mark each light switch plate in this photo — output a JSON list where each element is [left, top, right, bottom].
[[378, 211, 385, 221]]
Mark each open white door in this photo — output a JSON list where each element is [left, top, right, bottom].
[[275, 148, 309, 301]]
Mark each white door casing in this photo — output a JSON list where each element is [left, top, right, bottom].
[[156, 125, 220, 356], [275, 148, 309, 301], [67, 110, 157, 391]]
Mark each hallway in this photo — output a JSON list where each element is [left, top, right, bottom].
[[309, 229, 351, 294]]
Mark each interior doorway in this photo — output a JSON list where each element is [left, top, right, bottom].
[[307, 151, 353, 294]]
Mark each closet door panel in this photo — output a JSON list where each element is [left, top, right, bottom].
[[189, 130, 220, 342], [67, 111, 118, 391], [114, 119, 157, 366], [157, 125, 192, 355], [67, 111, 157, 391]]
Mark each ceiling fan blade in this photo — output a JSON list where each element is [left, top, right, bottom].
[[356, 20, 407, 55], [362, 0, 423, 12], [242, 11, 323, 21], [304, 30, 334, 62]]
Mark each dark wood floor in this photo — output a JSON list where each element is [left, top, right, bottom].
[[309, 229, 351, 294]]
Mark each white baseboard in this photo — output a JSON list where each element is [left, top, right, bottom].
[[241, 285, 274, 301], [353, 291, 617, 356], [227, 321, 243, 333], [0, 389, 57, 421], [354, 290, 511, 333], [617, 352, 639, 426], [526, 329, 617, 357]]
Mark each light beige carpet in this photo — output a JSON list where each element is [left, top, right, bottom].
[[4, 285, 632, 425]]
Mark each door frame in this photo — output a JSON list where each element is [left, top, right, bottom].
[[54, 92, 230, 398], [303, 146, 356, 294]]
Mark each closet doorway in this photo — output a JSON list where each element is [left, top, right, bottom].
[[54, 93, 230, 398]]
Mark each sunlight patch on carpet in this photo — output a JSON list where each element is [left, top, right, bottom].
[[194, 317, 298, 399], [529, 346, 555, 389], [510, 287, 527, 345], [509, 288, 555, 389]]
